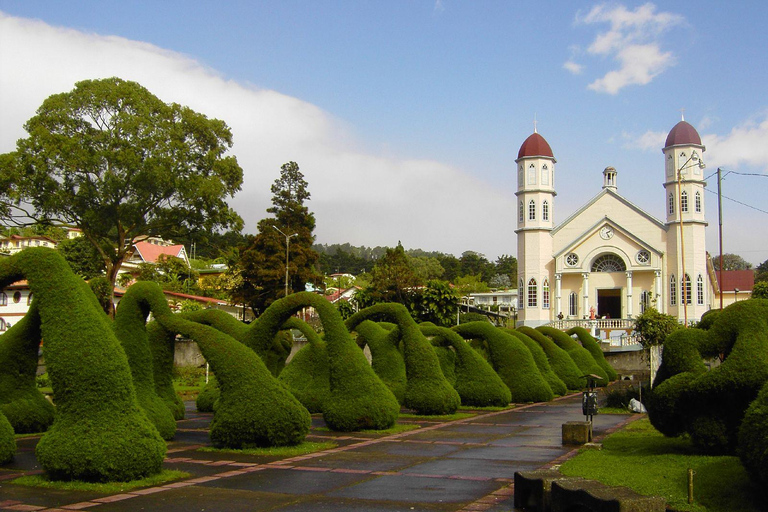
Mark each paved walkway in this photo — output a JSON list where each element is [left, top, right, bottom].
[[0, 394, 637, 511]]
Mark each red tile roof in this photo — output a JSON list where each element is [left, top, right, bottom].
[[517, 132, 554, 159], [715, 270, 754, 292], [132, 241, 186, 264]]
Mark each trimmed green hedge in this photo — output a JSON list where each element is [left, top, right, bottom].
[[147, 320, 186, 419], [4, 248, 166, 482], [277, 317, 330, 413], [0, 410, 15, 464], [566, 326, 618, 381], [453, 322, 553, 403], [502, 328, 568, 396], [517, 326, 586, 390], [270, 293, 399, 430], [0, 300, 55, 433], [195, 374, 219, 413], [738, 379, 768, 489], [538, 326, 609, 384], [347, 303, 460, 415], [421, 324, 511, 407], [113, 282, 177, 440], [351, 320, 407, 404], [648, 299, 768, 454]]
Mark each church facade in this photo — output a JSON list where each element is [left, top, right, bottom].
[[515, 119, 715, 327]]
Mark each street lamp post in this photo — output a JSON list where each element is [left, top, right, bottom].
[[273, 226, 297, 297], [676, 151, 706, 326]]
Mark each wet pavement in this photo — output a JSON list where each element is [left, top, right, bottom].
[[0, 394, 637, 511]]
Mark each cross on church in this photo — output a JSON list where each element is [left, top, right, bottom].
[[680, 107, 685, 121]]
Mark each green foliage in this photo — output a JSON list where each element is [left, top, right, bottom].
[[605, 382, 649, 409], [3, 248, 167, 482], [0, 301, 55, 433], [454, 274, 489, 295], [179, 299, 203, 313], [195, 376, 219, 413], [566, 326, 618, 381], [713, 253, 753, 271], [335, 299, 355, 320], [57, 235, 105, 279], [538, 326, 609, 384], [459, 312, 488, 324], [1, 77, 244, 307], [634, 307, 681, 348], [351, 320, 407, 403], [365, 243, 421, 306], [752, 282, 768, 300], [517, 326, 586, 390], [739, 380, 768, 491], [503, 328, 567, 396], [347, 303, 460, 415], [277, 317, 330, 413], [413, 279, 459, 327], [453, 322, 553, 403], [421, 324, 511, 407], [88, 276, 114, 314], [0, 410, 15, 464], [237, 162, 321, 314], [647, 300, 768, 454]]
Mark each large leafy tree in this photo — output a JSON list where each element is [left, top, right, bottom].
[[238, 162, 320, 314], [713, 253, 753, 271], [366, 242, 421, 305], [1, 78, 244, 311]]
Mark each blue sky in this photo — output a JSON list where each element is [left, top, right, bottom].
[[1, 1, 768, 264]]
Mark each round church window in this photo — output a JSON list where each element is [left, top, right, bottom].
[[636, 250, 650, 264], [566, 253, 579, 267]]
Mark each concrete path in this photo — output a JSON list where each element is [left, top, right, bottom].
[[0, 394, 637, 511]]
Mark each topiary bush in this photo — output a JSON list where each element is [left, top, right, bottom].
[[502, 328, 568, 396], [517, 326, 586, 391], [347, 303, 460, 415], [113, 282, 178, 440], [351, 320, 407, 403], [453, 322, 553, 403], [195, 375, 219, 413], [738, 380, 768, 490], [538, 326, 609, 384], [647, 299, 768, 453], [277, 317, 330, 413], [0, 300, 55, 433], [421, 324, 511, 407], [566, 326, 618, 381], [3, 248, 166, 482], [0, 410, 15, 464], [146, 320, 186, 420]]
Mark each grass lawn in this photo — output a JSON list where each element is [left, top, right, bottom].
[[12, 470, 190, 493], [199, 441, 337, 457], [560, 418, 766, 512]]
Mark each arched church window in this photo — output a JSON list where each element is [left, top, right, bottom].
[[519, 202, 524, 223], [542, 200, 549, 221], [542, 164, 549, 185], [681, 191, 688, 213], [566, 253, 579, 267], [527, 278, 537, 307], [528, 164, 536, 185], [670, 275, 676, 306], [682, 274, 692, 305], [542, 279, 550, 309], [518, 165, 524, 187], [668, 193, 674, 216], [569, 292, 578, 316], [528, 200, 536, 221], [519, 279, 524, 308], [590, 254, 627, 273], [697, 274, 704, 305], [695, 191, 701, 213]]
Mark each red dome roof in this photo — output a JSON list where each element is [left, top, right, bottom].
[[664, 120, 702, 148], [517, 132, 554, 159]]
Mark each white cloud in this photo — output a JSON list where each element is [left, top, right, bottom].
[[622, 129, 666, 151], [0, 12, 514, 258], [573, 3, 684, 94], [563, 61, 584, 75], [703, 114, 768, 172]]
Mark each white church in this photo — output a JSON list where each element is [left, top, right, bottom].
[[516, 118, 716, 327]]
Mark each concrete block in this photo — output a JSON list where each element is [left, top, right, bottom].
[[551, 478, 666, 512], [562, 421, 592, 445], [514, 469, 583, 512]]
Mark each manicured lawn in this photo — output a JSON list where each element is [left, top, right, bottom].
[[12, 470, 190, 493], [560, 418, 766, 512], [199, 441, 337, 457]]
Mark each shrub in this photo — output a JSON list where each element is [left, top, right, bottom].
[[350, 320, 407, 403], [738, 380, 768, 490], [0, 410, 15, 464], [0, 300, 55, 433], [517, 326, 586, 390], [605, 382, 649, 409], [566, 326, 618, 381], [347, 303, 460, 415], [502, 328, 567, 396], [195, 376, 219, 413], [537, 326, 609, 384], [453, 322, 553, 403], [277, 317, 330, 413], [421, 324, 511, 407]]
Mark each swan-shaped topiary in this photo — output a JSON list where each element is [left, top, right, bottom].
[[346, 303, 460, 415], [502, 328, 568, 396], [517, 326, 586, 391], [0, 410, 14, 464], [0, 300, 55, 433], [537, 326, 609, 384], [738, 379, 768, 490], [350, 320, 407, 404], [277, 316, 330, 413], [0, 248, 166, 482], [565, 326, 618, 381], [453, 322, 553, 403], [420, 324, 511, 407]]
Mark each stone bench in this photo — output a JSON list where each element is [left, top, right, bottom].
[[513, 469, 665, 512]]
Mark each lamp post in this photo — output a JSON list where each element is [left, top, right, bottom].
[[734, 288, 740, 303], [273, 226, 297, 297], [676, 151, 706, 326]]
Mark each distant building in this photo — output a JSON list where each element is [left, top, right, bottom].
[[0, 235, 58, 254], [464, 290, 518, 312], [715, 269, 754, 307]]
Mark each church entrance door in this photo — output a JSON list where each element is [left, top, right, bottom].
[[597, 288, 622, 319]]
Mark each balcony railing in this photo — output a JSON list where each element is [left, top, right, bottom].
[[549, 318, 635, 331]]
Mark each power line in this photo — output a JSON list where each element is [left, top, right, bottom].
[[703, 186, 768, 216]]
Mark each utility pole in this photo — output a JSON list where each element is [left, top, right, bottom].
[[273, 226, 297, 297]]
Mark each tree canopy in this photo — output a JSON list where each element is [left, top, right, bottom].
[[713, 253, 753, 271], [0, 78, 244, 311]]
